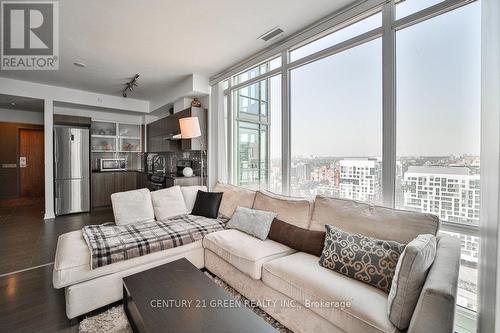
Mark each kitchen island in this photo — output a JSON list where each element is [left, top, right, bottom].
[[91, 170, 203, 208]]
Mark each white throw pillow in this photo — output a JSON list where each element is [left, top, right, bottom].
[[180, 185, 207, 212], [111, 188, 155, 225], [387, 234, 437, 330], [226, 206, 277, 240], [150, 186, 188, 221]]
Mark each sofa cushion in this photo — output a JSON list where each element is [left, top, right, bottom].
[[388, 234, 437, 330], [319, 224, 405, 293], [150, 186, 188, 221], [213, 182, 256, 217], [202, 229, 295, 279], [226, 206, 277, 240], [53, 230, 203, 288], [268, 218, 325, 257], [310, 195, 439, 244], [252, 190, 314, 229], [180, 186, 207, 212], [262, 252, 398, 333], [191, 190, 224, 219], [111, 188, 155, 225]]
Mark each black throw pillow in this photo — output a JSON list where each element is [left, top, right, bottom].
[[190, 190, 223, 219]]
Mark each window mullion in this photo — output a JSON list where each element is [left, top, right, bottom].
[[281, 50, 291, 195], [382, 0, 397, 208]]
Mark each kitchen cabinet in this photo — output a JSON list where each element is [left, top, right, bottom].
[[91, 171, 138, 208], [91, 172, 115, 208], [115, 172, 137, 192], [136, 172, 149, 190], [173, 176, 202, 187], [54, 114, 91, 127], [146, 107, 207, 153]]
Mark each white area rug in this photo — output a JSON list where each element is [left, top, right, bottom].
[[79, 272, 292, 333], [79, 305, 132, 333]]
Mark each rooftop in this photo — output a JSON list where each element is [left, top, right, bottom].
[[406, 166, 470, 175]]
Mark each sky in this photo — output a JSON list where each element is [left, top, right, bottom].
[[267, 0, 481, 158]]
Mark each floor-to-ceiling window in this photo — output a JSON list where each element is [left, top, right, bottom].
[[290, 37, 382, 201], [395, 1, 481, 316], [231, 59, 282, 192], [221, 0, 480, 327]]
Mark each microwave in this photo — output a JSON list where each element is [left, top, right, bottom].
[[100, 158, 126, 171]]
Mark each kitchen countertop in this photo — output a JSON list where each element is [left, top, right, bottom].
[[91, 170, 202, 179], [91, 169, 145, 173]]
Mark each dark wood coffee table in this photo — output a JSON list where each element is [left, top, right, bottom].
[[123, 258, 277, 333]]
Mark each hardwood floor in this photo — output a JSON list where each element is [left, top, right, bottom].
[[0, 199, 114, 332], [0, 264, 77, 333]]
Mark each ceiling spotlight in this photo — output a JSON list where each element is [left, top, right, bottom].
[[73, 62, 86, 68]]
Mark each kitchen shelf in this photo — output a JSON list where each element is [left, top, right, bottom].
[[91, 121, 142, 153], [91, 136, 116, 152], [119, 123, 141, 138], [91, 121, 117, 136], [119, 138, 141, 152]]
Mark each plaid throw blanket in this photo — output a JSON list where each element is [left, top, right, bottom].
[[82, 214, 228, 269]]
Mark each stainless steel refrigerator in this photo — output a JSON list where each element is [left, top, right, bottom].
[[54, 126, 90, 215]]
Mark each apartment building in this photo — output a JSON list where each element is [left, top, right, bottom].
[[338, 158, 381, 202], [403, 166, 480, 224]]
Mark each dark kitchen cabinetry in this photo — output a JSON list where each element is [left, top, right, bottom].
[[146, 107, 207, 152], [91, 171, 138, 208], [54, 114, 92, 127], [136, 172, 150, 190]]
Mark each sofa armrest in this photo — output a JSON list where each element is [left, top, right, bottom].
[[408, 234, 461, 333]]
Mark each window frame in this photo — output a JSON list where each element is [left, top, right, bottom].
[[223, 0, 476, 209], [220, 0, 481, 317]]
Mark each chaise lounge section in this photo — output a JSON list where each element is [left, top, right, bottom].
[[53, 183, 460, 333]]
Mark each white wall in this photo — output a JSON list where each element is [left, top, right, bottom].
[[54, 106, 143, 124], [0, 108, 43, 124], [0, 77, 149, 113]]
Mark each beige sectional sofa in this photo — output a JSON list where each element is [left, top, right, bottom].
[[53, 183, 460, 333]]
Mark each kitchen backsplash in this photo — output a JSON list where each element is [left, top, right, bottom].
[[145, 151, 206, 175]]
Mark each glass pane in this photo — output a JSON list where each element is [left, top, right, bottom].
[[440, 230, 479, 311], [118, 124, 141, 138], [234, 75, 281, 192], [120, 138, 141, 152], [395, 3, 480, 312], [91, 121, 116, 136], [290, 38, 382, 200], [396, 0, 444, 20], [91, 137, 116, 152], [232, 56, 281, 85], [290, 12, 382, 62], [235, 80, 268, 122], [237, 123, 260, 187]]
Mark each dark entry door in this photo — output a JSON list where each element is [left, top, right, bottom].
[[19, 129, 44, 197]]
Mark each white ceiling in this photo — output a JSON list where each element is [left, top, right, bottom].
[[0, 0, 356, 107]]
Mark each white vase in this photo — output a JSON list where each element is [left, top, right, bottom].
[[182, 167, 193, 177]]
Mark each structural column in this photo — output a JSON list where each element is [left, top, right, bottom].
[[44, 99, 55, 220], [479, 0, 500, 331]]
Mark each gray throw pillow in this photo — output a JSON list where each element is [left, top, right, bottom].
[[387, 234, 437, 330], [226, 206, 277, 240], [319, 224, 405, 293]]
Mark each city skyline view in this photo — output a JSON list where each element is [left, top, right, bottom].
[[233, 0, 481, 316]]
